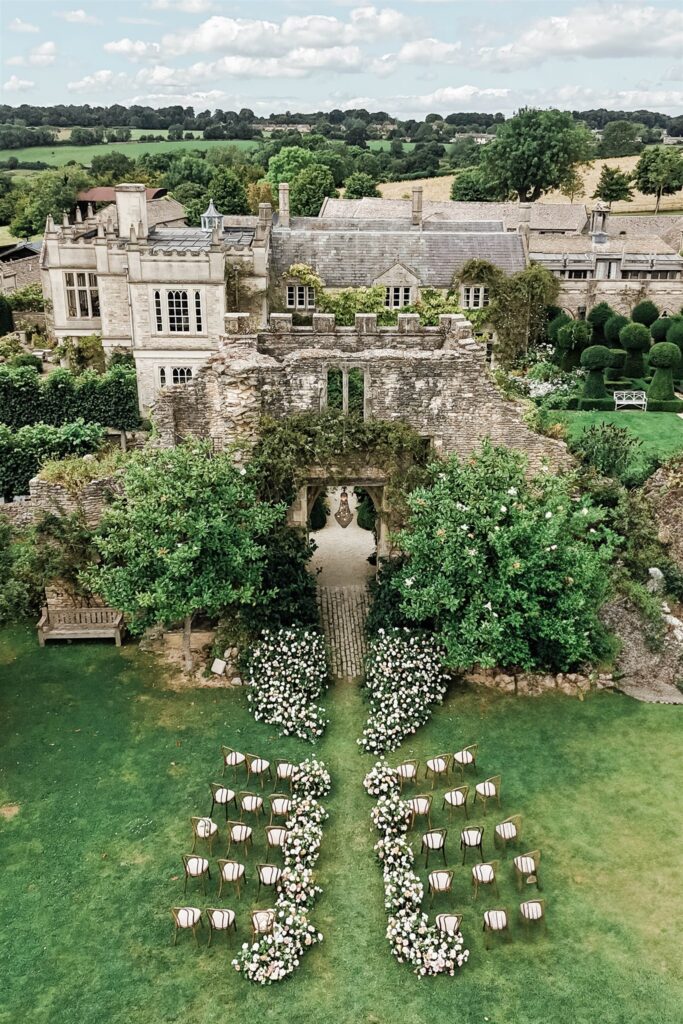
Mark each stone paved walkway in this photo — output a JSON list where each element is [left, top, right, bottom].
[[318, 584, 370, 680]]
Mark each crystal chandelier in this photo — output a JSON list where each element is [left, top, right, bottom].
[[334, 486, 354, 528]]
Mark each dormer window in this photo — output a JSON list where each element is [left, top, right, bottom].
[[461, 285, 489, 309], [385, 286, 412, 308]]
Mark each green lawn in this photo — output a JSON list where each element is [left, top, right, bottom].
[[1, 625, 681, 1024], [553, 410, 683, 462]]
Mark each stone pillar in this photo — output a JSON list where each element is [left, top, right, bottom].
[[355, 313, 377, 334], [411, 185, 423, 226], [279, 183, 290, 228], [312, 313, 335, 332], [223, 312, 251, 334], [397, 313, 420, 333], [287, 484, 309, 528]]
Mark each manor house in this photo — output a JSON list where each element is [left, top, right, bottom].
[[40, 182, 683, 412]]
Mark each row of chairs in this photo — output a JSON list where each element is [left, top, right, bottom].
[[396, 746, 479, 790], [417, 819, 526, 864], [425, 850, 541, 904], [405, 778, 502, 828], [221, 748, 296, 791], [191, 793, 293, 853], [182, 855, 285, 898], [432, 903, 546, 948], [171, 906, 277, 947]]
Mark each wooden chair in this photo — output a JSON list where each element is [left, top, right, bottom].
[[436, 913, 462, 938], [483, 908, 509, 949], [191, 816, 218, 855], [494, 815, 521, 856], [453, 744, 478, 778], [275, 759, 296, 791], [513, 850, 541, 892], [221, 746, 246, 780], [238, 791, 264, 821], [182, 854, 210, 895], [519, 898, 546, 935], [245, 753, 272, 789], [217, 859, 246, 899], [251, 909, 275, 941], [269, 794, 293, 825], [171, 906, 202, 946], [256, 863, 282, 898], [266, 825, 288, 854], [206, 907, 236, 947], [209, 782, 237, 821], [395, 759, 419, 790], [226, 820, 253, 857], [443, 785, 469, 821], [421, 828, 447, 867], [428, 869, 453, 906], [471, 860, 499, 900], [473, 775, 501, 815], [425, 753, 450, 789], [406, 794, 432, 830], [460, 825, 484, 864]]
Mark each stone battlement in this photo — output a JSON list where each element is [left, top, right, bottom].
[[223, 311, 475, 338]]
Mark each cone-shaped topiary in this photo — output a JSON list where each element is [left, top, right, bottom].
[[586, 302, 615, 342], [619, 322, 651, 378], [631, 300, 659, 327], [605, 348, 626, 382], [604, 314, 629, 347], [580, 345, 612, 398], [650, 317, 672, 343], [648, 342, 681, 401]]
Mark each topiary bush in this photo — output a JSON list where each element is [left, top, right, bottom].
[[666, 318, 683, 353], [650, 318, 672, 343], [619, 322, 651, 378], [309, 493, 329, 531], [586, 302, 615, 342], [605, 348, 626, 382], [556, 320, 593, 370], [604, 314, 629, 347], [631, 300, 659, 327], [580, 345, 611, 398], [548, 311, 572, 352], [648, 342, 681, 402]]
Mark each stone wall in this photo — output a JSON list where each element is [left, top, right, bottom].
[[0, 474, 119, 529], [464, 667, 614, 697], [0, 255, 41, 295]]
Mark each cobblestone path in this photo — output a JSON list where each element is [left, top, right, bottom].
[[317, 584, 370, 680]]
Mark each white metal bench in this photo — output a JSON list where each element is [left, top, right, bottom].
[[613, 390, 647, 412]]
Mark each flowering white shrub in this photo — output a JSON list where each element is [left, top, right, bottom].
[[247, 628, 329, 741], [364, 772, 469, 977], [232, 757, 329, 985], [359, 629, 448, 754], [363, 759, 399, 797]]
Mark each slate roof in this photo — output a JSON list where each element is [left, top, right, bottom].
[[0, 241, 42, 262], [271, 225, 526, 287], [529, 234, 680, 256], [78, 186, 166, 203], [605, 214, 683, 250], [146, 226, 255, 252], [96, 196, 187, 230]]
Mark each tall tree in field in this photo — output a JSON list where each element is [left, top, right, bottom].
[[591, 165, 634, 208], [597, 120, 643, 158], [633, 147, 683, 213], [559, 167, 585, 204], [480, 107, 594, 202], [83, 443, 282, 671]]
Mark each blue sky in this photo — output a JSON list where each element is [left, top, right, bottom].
[[2, 1, 683, 116]]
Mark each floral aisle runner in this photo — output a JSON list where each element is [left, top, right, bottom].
[[364, 761, 469, 976], [247, 628, 330, 741], [233, 758, 331, 985]]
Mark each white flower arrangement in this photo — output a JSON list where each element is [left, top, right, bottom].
[[247, 628, 329, 741], [366, 782, 470, 977], [363, 759, 399, 797], [359, 629, 448, 754], [232, 757, 329, 985]]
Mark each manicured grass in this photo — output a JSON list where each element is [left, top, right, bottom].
[[0, 139, 261, 168], [552, 410, 683, 463], [1, 625, 681, 1024]]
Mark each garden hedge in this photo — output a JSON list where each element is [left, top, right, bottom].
[[580, 345, 611, 399], [0, 365, 140, 431], [648, 342, 680, 402], [0, 419, 105, 500]]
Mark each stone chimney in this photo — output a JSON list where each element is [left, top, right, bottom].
[[590, 201, 608, 237], [255, 202, 273, 242], [279, 182, 290, 228], [411, 185, 423, 226], [115, 183, 148, 241]]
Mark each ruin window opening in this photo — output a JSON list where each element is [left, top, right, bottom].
[[327, 367, 343, 411], [326, 366, 366, 418]]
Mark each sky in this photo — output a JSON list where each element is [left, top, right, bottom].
[[2, 1, 683, 117]]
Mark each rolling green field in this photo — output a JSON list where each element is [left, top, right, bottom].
[[1, 624, 681, 1024]]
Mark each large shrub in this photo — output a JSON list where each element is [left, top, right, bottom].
[[394, 443, 616, 672], [648, 342, 680, 401], [0, 365, 140, 430], [666, 318, 683, 352], [605, 348, 626, 381], [619, 321, 651, 378], [631, 300, 659, 327], [604, 314, 629, 346], [0, 419, 105, 499], [580, 345, 611, 398], [0, 296, 14, 336], [568, 422, 653, 487]]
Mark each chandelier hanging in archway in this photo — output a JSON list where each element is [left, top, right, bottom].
[[334, 486, 354, 528]]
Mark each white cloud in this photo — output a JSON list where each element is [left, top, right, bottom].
[[371, 37, 462, 75], [7, 41, 57, 67], [3, 74, 35, 92], [67, 69, 128, 92], [150, 0, 216, 11], [104, 38, 162, 60], [7, 17, 39, 33], [56, 9, 100, 24], [476, 5, 683, 70], [664, 64, 683, 82]]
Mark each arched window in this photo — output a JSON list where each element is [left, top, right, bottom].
[[167, 290, 190, 332], [171, 366, 193, 385]]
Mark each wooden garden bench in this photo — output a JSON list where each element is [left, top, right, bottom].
[[36, 606, 124, 646], [613, 390, 647, 411]]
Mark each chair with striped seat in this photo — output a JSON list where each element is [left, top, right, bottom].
[[182, 854, 210, 894], [483, 908, 509, 949], [227, 820, 253, 857], [395, 760, 418, 790], [171, 906, 202, 946], [513, 850, 541, 892], [251, 909, 276, 941], [266, 825, 288, 854], [191, 816, 218, 855], [245, 753, 272, 789], [238, 791, 264, 821], [473, 775, 501, 815], [425, 753, 450, 789], [209, 782, 236, 821], [519, 898, 546, 934], [406, 794, 432, 830], [494, 814, 521, 856], [471, 860, 499, 900], [452, 744, 478, 778], [275, 759, 296, 791], [221, 746, 246, 781], [206, 907, 236, 946], [460, 825, 484, 864], [257, 863, 282, 898], [443, 784, 469, 821], [428, 869, 454, 906], [269, 794, 293, 825], [436, 913, 462, 938], [421, 828, 447, 867], [217, 858, 246, 899]]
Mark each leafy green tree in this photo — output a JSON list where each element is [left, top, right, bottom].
[[559, 167, 585, 204], [9, 166, 91, 236], [631, 300, 659, 327], [290, 164, 338, 216], [619, 322, 651, 378], [591, 165, 634, 207], [266, 146, 317, 187], [648, 342, 680, 401], [580, 345, 611, 398], [597, 120, 643, 158], [448, 138, 481, 169], [83, 442, 282, 671], [633, 147, 683, 213], [343, 172, 380, 199], [90, 152, 136, 185], [394, 443, 615, 672], [480, 107, 594, 202], [450, 168, 502, 201], [207, 167, 249, 215], [556, 320, 593, 370]]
